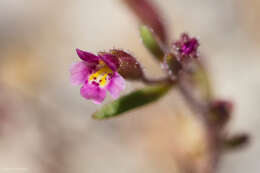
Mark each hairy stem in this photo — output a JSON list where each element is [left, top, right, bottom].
[[178, 78, 222, 173], [141, 75, 175, 85]]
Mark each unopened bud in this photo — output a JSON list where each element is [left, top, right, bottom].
[[173, 33, 199, 61], [110, 49, 144, 80], [210, 100, 233, 127]]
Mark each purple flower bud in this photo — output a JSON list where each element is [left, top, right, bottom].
[[173, 33, 199, 61], [211, 100, 233, 116], [210, 100, 233, 127], [110, 49, 144, 80]]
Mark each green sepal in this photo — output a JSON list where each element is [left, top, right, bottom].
[[140, 25, 164, 61]]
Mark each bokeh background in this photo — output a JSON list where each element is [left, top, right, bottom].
[[0, 0, 259, 172]]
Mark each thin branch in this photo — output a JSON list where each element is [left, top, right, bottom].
[[177, 78, 222, 173], [141, 75, 175, 85]]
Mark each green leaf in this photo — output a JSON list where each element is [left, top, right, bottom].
[[223, 134, 250, 150], [93, 84, 171, 119], [140, 25, 164, 61]]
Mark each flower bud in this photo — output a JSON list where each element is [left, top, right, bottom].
[[173, 33, 199, 61], [110, 49, 144, 80], [210, 100, 233, 127]]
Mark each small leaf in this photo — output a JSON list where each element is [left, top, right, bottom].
[[223, 134, 250, 150], [140, 25, 165, 61], [93, 84, 171, 119]]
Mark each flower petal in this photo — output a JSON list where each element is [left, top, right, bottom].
[[106, 72, 125, 99], [76, 48, 99, 63], [80, 82, 106, 104], [99, 53, 119, 71], [70, 62, 90, 85]]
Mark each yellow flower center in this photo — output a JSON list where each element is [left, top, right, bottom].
[[88, 62, 113, 87]]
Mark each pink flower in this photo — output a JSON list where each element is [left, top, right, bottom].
[[70, 49, 125, 104]]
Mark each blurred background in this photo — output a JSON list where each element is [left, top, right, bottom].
[[0, 0, 259, 172]]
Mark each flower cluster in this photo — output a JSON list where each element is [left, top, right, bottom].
[[173, 33, 199, 61], [70, 49, 125, 104], [70, 33, 200, 104]]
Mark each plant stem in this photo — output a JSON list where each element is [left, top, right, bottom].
[[178, 78, 222, 173], [141, 75, 175, 85]]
